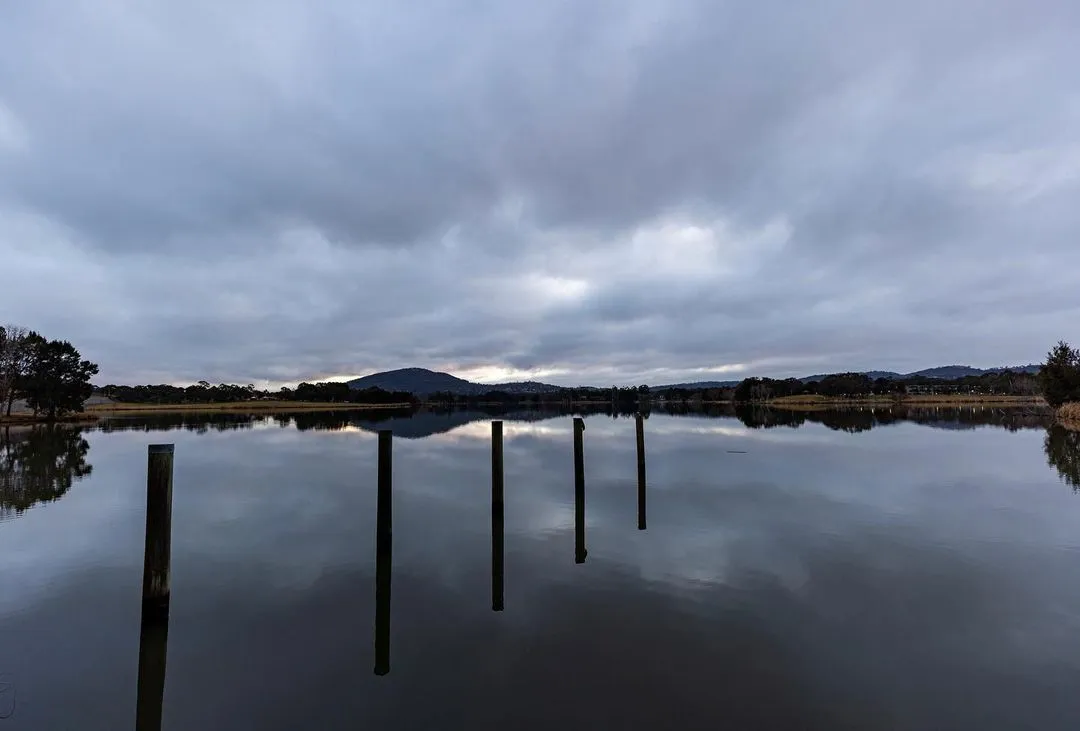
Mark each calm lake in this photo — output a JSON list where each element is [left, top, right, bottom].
[[2, 407, 1080, 730]]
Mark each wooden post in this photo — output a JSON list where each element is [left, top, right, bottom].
[[142, 444, 174, 617], [636, 413, 647, 531], [574, 417, 587, 564], [135, 606, 169, 731], [374, 430, 392, 676], [492, 421, 505, 611]]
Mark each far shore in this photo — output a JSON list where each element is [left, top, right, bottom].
[[0, 394, 1051, 427], [764, 394, 1045, 408], [0, 401, 416, 426], [0, 412, 101, 427], [85, 401, 416, 414]]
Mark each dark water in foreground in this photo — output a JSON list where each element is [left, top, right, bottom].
[[2, 408, 1080, 730]]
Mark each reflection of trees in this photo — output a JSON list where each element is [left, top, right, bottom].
[[95, 412, 270, 433], [0, 426, 93, 519], [1044, 425, 1080, 492], [814, 410, 876, 433], [732, 405, 1052, 433], [733, 404, 806, 429]]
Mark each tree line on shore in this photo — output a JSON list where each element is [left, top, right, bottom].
[[732, 369, 1041, 402], [97, 381, 418, 406], [0, 325, 99, 420]]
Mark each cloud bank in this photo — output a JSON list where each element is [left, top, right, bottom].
[[1, 0, 1078, 385]]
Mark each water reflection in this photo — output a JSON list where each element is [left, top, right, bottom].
[[88, 404, 1055, 440], [97, 412, 272, 433], [574, 418, 587, 564], [732, 404, 1051, 432], [135, 605, 169, 731], [491, 422, 505, 612], [4, 407, 1080, 729], [374, 431, 393, 676], [0, 425, 93, 520], [1044, 425, 1080, 492]]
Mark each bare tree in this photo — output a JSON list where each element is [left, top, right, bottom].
[[0, 327, 7, 411], [0, 325, 30, 417]]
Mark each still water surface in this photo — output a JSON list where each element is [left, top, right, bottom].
[[2, 408, 1080, 730]]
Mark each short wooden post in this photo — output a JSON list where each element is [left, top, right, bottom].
[[142, 444, 174, 617], [636, 413, 647, 531], [574, 417, 587, 563], [374, 430, 393, 676], [135, 606, 169, 731], [491, 421, 505, 611]]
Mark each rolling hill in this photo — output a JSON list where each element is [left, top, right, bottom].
[[347, 368, 487, 396], [347, 364, 1042, 396]]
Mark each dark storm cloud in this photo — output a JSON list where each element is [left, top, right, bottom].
[[1, 0, 1078, 384]]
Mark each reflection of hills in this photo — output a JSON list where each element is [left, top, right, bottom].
[[91, 408, 588, 438], [352, 411, 497, 439], [86, 404, 1054, 439], [1044, 425, 1080, 492], [0, 426, 93, 521], [319, 409, 573, 439]]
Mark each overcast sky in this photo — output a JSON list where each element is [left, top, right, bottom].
[[1, 1, 1078, 387]]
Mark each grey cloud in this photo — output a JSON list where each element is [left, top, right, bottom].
[[1, 0, 1079, 384]]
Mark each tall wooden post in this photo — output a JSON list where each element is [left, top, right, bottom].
[[142, 444, 174, 617], [574, 417, 587, 564], [374, 430, 393, 676], [492, 421, 505, 611], [636, 413, 647, 531], [137, 443, 173, 731]]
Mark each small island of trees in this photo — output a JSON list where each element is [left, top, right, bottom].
[[0, 325, 99, 422]]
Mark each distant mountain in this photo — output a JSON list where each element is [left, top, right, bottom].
[[799, 371, 902, 383], [862, 370, 905, 381], [348, 368, 486, 396], [907, 364, 1040, 379], [653, 380, 740, 390], [347, 368, 566, 396], [348, 363, 1043, 397], [801, 364, 1038, 383]]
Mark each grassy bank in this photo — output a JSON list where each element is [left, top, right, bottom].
[[767, 394, 1044, 407], [1057, 403, 1080, 430], [85, 401, 415, 415]]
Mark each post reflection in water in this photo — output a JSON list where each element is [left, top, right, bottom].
[[636, 413, 647, 531], [491, 421, 505, 612], [135, 602, 169, 731], [374, 431, 393, 676]]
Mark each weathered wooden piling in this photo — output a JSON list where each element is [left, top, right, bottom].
[[142, 444, 174, 616], [374, 430, 393, 676], [636, 413, 647, 531], [574, 417, 587, 563], [135, 605, 169, 731], [492, 421, 505, 611]]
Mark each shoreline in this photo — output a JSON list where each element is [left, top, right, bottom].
[[0, 395, 1050, 427], [0, 401, 416, 425], [0, 413, 101, 427], [86, 401, 416, 414], [762, 395, 1044, 407]]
